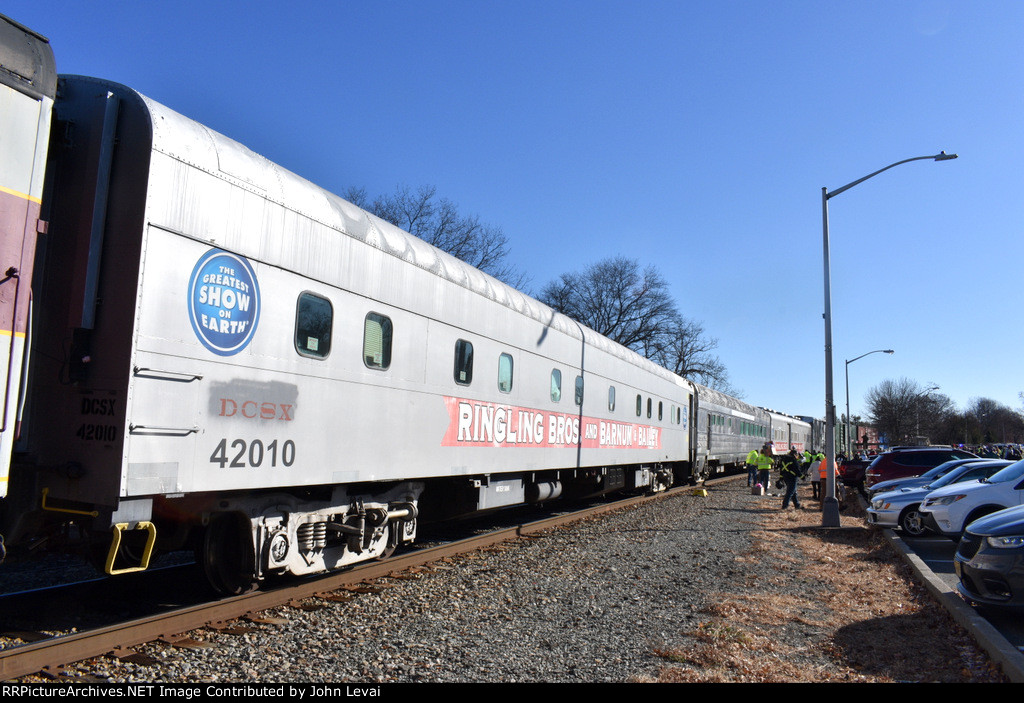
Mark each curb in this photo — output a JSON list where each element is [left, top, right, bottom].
[[882, 526, 1024, 683]]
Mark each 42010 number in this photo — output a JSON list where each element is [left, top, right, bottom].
[[210, 438, 295, 469]]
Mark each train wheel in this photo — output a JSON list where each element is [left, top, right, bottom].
[[201, 513, 258, 596], [374, 521, 403, 561]]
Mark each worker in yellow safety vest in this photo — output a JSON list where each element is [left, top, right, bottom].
[[755, 445, 774, 490], [809, 454, 822, 499], [745, 448, 760, 486]]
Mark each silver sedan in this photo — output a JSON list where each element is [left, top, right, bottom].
[[867, 460, 1010, 536]]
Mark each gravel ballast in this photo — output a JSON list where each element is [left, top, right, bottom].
[[27, 479, 1008, 683]]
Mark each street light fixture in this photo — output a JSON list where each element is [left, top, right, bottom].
[[845, 349, 894, 457], [821, 152, 957, 527]]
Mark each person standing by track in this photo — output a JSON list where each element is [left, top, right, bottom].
[[755, 444, 774, 492], [810, 450, 825, 500], [779, 448, 803, 510], [746, 447, 760, 486]]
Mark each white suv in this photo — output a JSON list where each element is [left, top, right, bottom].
[[919, 459, 1024, 540]]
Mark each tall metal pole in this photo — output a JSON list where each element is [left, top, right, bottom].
[[845, 361, 851, 457], [845, 349, 895, 456], [820, 152, 957, 528], [822, 188, 840, 526]]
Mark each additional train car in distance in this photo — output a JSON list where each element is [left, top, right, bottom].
[[692, 382, 770, 477], [764, 409, 813, 455], [798, 415, 827, 456], [0, 15, 56, 509]]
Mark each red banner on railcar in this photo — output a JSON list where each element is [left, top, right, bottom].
[[441, 396, 662, 450]]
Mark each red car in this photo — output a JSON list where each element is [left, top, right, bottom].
[[864, 447, 977, 489], [839, 455, 875, 493]]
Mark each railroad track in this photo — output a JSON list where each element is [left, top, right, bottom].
[[1, 481, 722, 681]]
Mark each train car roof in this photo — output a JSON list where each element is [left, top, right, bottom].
[[763, 407, 811, 424], [690, 381, 761, 417], [65, 75, 690, 391], [0, 14, 56, 100]]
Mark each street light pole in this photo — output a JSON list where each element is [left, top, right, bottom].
[[845, 349, 894, 456], [821, 152, 957, 528], [916, 385, 940, 441]]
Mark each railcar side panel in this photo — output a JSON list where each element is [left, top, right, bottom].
[[0, 16, 56, 497], [765, 410, 812, 454], [693, 383, 768, 475]]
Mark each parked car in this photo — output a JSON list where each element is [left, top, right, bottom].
[[954, 504, 1024, 608], [919, 458, 1024, 540], [839, 455, 876, 493], [866, 458, 986, 497], [866, 460, 1010, 536], [863, 447, 977, 489]]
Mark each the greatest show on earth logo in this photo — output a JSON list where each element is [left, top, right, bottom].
[[188, 249, 260, 356]]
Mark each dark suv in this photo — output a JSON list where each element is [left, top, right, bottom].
[[864, 447, 977, 489]]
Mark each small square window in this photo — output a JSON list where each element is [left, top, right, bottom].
[[364, 312, 393, 369], [295, 292, 332, 358], [498, 353, 513, 393], [550, 369, 562, 402], [454, 340, 473, 385]]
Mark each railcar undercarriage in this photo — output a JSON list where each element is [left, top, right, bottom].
[[2, 462, 685, 595]]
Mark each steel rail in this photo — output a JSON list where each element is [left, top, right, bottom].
[[1, 481, 716, 680]]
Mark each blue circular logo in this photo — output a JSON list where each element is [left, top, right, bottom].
[[188, 249, 260, 356]]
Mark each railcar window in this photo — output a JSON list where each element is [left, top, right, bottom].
[[608, 386, 616, 412], [454, 339, 473, 385], [647, 398, 652, 419], [636, 394, 642, 417], [658, 401, 663, 421], [498, 353, 514, 393], [574, 376, 584, 406], [363, 312, 393, 369], [295, 292, 333, 358], [550, 369, 562, 402]]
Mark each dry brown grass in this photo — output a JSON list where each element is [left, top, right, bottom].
[[646, 486, 1009, 683]]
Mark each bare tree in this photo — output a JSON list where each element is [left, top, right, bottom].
[[865, 378, 921, 444], [966, 397, 1024, 444], [539, 257, 738, 393], [344, 184, 527, 288], [539, 257, 676, 350], [866, 378, 952, 445]]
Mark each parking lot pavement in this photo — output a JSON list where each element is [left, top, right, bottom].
[[888, 529, 1024, 682]]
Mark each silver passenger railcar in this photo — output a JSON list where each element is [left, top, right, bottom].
[[8, 77, 695, 593], [691, 383, 770, 477], [764, 409, 813, 455]]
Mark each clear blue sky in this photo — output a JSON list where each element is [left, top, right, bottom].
[[8, 1, 1023, 422]]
